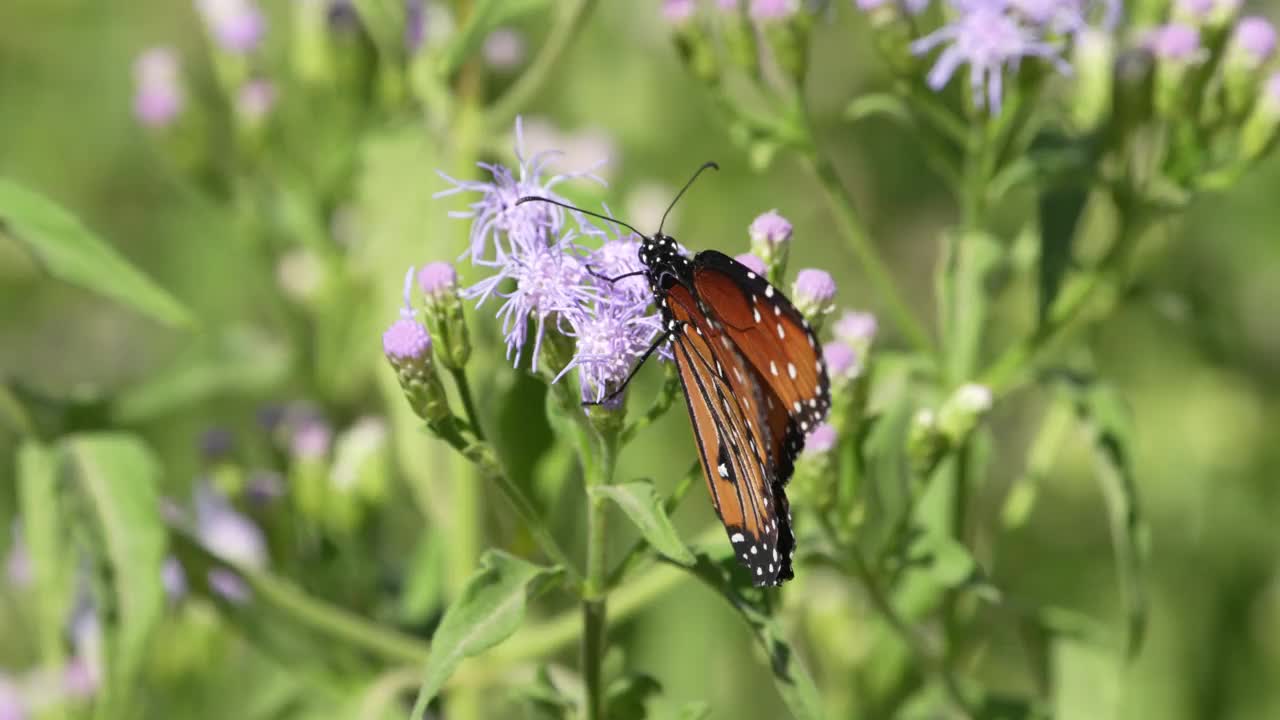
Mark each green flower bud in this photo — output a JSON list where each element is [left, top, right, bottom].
[[907, 408, 946, 477], [665, 1, 721, 86], [384, 275, 451, 425], [417, 262, 471, 370], [1238, 72, 1280, 163], [937, 383, 993, 447], [1149, 24, 1207, 118], [1223, 17, 1277, 117], [1071, 29, 1115, 131], [717, 0, 761, 79], [288, 419, 332, 522]]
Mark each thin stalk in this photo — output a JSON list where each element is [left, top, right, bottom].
[[581, 423, 619, 720], [487, 0, 599, 132], [801, 151, 934, 355], [449, 366, 487, 442]]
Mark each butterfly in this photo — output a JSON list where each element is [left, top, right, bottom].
[[519, 163, 831, 586]]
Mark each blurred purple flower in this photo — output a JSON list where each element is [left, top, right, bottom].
[[236, 79, 276, 122], [483, 28, 527, 70], [437, 117, 602, 262], [195, 485, 267, 569], [751, 0, 800, 20], [663, 0, 697, 24], [195, 0, 266, 53], [161, 556, 188, 600], [59, 657, 97, 701], [462, 225, 597, 371], [823, 341, 861, 381], [0, 678, 22, 720], [405, 0, 426, 53], [290, 420, 333, 461], [804, 423, 838, 455], [1231, 16, 1276, 65], [132, 47, 184, 129], [1146, 23, 1203, 61], [207, 569, 251, 603], [833, 310, 878, 350], [734, 253, 767, 276], [792, 269, 837, 316], [417, 261, 458, 299], [912, 0, 1069, 114]]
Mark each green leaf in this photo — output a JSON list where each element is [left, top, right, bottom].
[[17, 440, 76, 693], [677, 551, 823, 720], [675, 701, 713, 720], [67, 433, 169, 716], [591, 480, 695, 567], [1051, 638, 1119, 720], [0, 178, 194, 328], [605, 673, 662, 720], [111, 327, 290, 423], [938, 230, 1003, 383], [1059, 379, 1148, 657], [437, 0, 551, 76], [411, 551, 563, 715], [844, 93, 914, 127]]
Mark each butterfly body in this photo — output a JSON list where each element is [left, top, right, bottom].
[[637, 232, 831, 586]]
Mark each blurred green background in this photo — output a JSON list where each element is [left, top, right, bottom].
[[3, 1, 1280, 719]]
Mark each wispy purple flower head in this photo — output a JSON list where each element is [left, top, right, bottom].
[[417, 261, 458, 299], [823, 341, 862, 381], [557, 300, 663, 404], [462, 225, 597, 371], [748, 209, 793, 249], [585, 225, 650, 306], [912, 0, 1070, 114], [438, 117, 603, 263], [793, 269, 837, 316], [133, 47, 184, 128], [195, 0, 266, 54], [804, 423, 839, 455], [1231, 16, 1276, 64]]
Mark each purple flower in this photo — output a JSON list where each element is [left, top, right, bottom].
[[463, 225, 598, 371], [1231, 16, 1276, 65], [792, 269, 837, 317], [195, 0, 266, 54], [803, 423, 838, 455], [195, 485, 267, 568], [751, 0, 800, 20], [586, 232, 650, 306], [291, 420, 333, 461], [1146, 23, 1202, 61], [734, 253, 767, 276], [438, 117, 602, 262], [822, 341, 861, 381], [417, 261, 458, 299], [405, 0, 426, 53], [383, 318, 433, 364], [833, 310, 878, 350], [207, 568, 251, 603], [132, 47, 183, 128], [663, 0, 697, 24], [557, 300, 663, 404], [483, 28, 527, 70], [0, 677, 24, 720], [235, 79, 276, 123], [748, 209, 793, 250], [912, 0, 1069, 114], [162, 557, 188, 601]]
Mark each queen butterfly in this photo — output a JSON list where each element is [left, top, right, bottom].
[[519, 163, 831, 586]]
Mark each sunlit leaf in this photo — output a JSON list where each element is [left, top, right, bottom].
[[0, 178, 194, 328], [67, 433, 168, 716], [17, 440, 76, 689], [592, 480, 696, 567], [411, 551, 563, 714]]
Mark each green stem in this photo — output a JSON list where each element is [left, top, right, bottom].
[[486, 0, 599, 132], [581, 423, 619, 720], [449, 366, 487, 442], [800, 151, 934, 356]]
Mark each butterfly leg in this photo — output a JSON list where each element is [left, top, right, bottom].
[[585, 267, 648, 285], [581, 324, 679, 407]]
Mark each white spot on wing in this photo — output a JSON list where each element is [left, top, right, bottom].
[[730, 532, 744, 542]]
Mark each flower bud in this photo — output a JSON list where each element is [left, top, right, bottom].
[[748, 209, 793, 274], [734, 253, 767, 276], [937, 383, 993, 446], [832, 310, 877, 356], [1224, 17, 1277, 116], [792, 421, 840, 509], [384, 316, 451, 425], [133, 48, 184, 129], [823, 341, 862, 385], [195, 0, 266, 55], [907, 408, 946, 476], [235, 79, 275, 128], [1070, 28, 1115, 131], [1238, 72, 1280, 163], [718, 0, 761, 79], [1148, 24, 1206, 117], [483, 28, 527, 72], [417, 262, 471, 370], [752, 0, 811, 85], [289, 418, 332, 520], [791, 269, 837, 325], [665, 0, 721, 85]]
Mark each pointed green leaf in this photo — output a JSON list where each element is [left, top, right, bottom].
[[1059, 379, 1148, 657], [411, 551, 563, 715], [17, 440, 76, 690], [66, 433, 168, 716], [677, 551, 823, 720], [591, 480, 695, 567], [0, 179, 194, 328]]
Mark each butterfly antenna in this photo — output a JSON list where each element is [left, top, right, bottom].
[[658, 161, 719, 235], [515, 196, 648, 238]]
